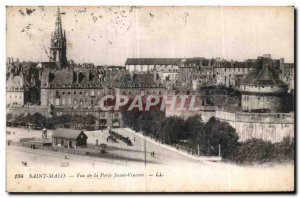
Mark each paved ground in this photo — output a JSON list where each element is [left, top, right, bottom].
[[6, 127, 198, 167], [6, 127, 294, 192]]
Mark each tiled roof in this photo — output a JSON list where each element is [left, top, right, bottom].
[[125, 58, 182, 65], [241, 64, 286, 86], [125, 58, 213, 66], [41, 69, 105, 87], [114, 73, 164, 88]]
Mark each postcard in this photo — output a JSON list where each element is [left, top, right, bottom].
[[6, 6, 295, 192]]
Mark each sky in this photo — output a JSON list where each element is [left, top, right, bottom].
[[6, 6, 294, 65]]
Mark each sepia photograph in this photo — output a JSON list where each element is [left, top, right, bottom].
[[5, 5, 295, 192]]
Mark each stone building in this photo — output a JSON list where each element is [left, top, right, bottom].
[[40, 69, 106, 108], [213, 59, 253, 87], [280, 63, 294, 91], [125, 58, 180, 73], [52, 128, 88, 148], [239, 56, 288, 113], [178, 58, 214, 85], [6, 74, 25, 106], [113, 72, 165, 98], [6, 61, 41, 106]]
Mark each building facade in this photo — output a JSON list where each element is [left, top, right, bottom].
[[239, 56, 288, 113], [52, 128, 88, 148]]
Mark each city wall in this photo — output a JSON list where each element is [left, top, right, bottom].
[[215, 111, 294, 143]]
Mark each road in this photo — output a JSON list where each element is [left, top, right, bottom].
[[6, 127, 200, 168], [6, 127, 294, 192]]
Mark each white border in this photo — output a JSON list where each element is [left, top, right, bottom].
[[1, 0, 298, 197]]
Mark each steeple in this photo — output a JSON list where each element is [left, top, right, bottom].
[[54, 7, 63, 38], [49, 7, 67, 69]]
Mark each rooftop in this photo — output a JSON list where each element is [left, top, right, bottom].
[[52, 128, 87, 140], [241, 64, 286, 86]]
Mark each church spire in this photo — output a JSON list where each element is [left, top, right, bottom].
[[54, 7, 63, 38], [49, 7, 67, 69]]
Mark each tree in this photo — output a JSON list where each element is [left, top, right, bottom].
[[159, 116, 185, 144], [232, 138, 276, 164], [274, 137, 294, 161], [136, 110, 165, 136], [203, 117, 239, 158], [121, 110, 142, 131], [6, 113, 13, 121], [184, 115, 205, 140], [27, 113, 46, 127], [83, 114, 96, 126], [15, 114, 27, 124]]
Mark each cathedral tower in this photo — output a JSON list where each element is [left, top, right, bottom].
[[49, 7, 67, 69]]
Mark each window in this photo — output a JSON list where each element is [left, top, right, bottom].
[[68, 92, 71, 95], [79, 92, 82, 95], [55, 98, 60, 106], [74, 91, 76, 95]]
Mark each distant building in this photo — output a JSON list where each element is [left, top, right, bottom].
[[52, 128, 88, 148], [40, 69, 106, 108], [6, 74, 25, 106], [280, 63, 294, 91], [213, 59, 252, 87], [6, 61, 41, 106], [239, 56, 288, 113], [113, 73, 165, 97], [125, 58, 180, 73], [178, 58, 213, 85]]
